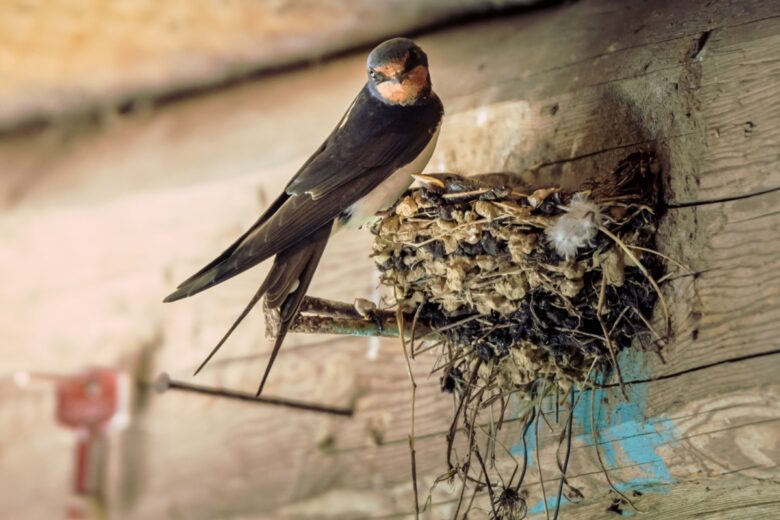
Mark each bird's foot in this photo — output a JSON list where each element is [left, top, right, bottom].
[[353, 298, 384, 333]]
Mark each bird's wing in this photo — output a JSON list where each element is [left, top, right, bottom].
[[285, 87, 443, 199], [169, 192, 289, 293], [165, 88, 442, 301], [190, 222, 333, 378]]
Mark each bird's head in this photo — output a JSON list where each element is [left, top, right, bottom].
[[367, 38, 431, 106]]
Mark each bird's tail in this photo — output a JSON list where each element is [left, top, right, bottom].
[[256, 223, 331, 396], [191, 223, 332, 396], [164, 193, 289, 303]]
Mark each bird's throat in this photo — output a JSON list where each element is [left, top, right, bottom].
[[375, 65, 430, 106]]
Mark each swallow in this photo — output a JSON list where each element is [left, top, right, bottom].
[[164, 37, 444, 395]]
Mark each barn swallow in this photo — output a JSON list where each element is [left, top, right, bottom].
[[164, 38, 444, 395]]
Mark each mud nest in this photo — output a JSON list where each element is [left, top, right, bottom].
[[373, 152, 664, 393], [371, 153, 667, 517]]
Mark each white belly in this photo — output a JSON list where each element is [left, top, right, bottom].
[[339, 126, 440, 230]]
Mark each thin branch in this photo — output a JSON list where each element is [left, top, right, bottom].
[[553, 391, 575, 520], [397, 308, 420, 520], [270, 296, 433, 339], [298, 296, 366, 319], [447, 360, 483, 471], [514, 406, 536, 495], [462, 468, 483, 520], [597, 277, 628, 399], [536, 397, 550, 520], [589, 382, 638, 511], [598, 225, 671, 337], [474, 446, 499, 518], [626, 245, 692, 275], [282, 314, 401, 337]]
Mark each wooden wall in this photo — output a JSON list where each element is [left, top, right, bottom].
[[1, 1, 778, 518]]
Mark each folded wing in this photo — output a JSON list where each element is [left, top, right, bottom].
[[164, 87, 443, 302]]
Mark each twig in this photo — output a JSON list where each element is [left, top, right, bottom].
[[597, 277, 628, 400], [461, 387, 488, 519], [298, 296, 367, 319], [273, 296, 433, 339], [513, 406, 536, 495], [412, 339, 444, 358], [432, 313, 484, 334], [154, 373, 353, 416], [397, 308, 420, 520], [598, 225, 671, 337], [534, 399, 550, 520], [589, 381, 639, 511], [446, 360, 483, 471], [608, 306, 631, 336], [283, 314, 401, 337], [553, 391, 575, 520], [627, 244, 692, 275], [473, 446, 499, 518], [410, 302, 425, 360], [630, 306, 664, 343], [462, 468, 482, 520], [452, 464, 470, 520]]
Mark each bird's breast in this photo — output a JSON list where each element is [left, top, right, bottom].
[[337, 126, 440, 231]]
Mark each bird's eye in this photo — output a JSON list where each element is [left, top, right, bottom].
[[369, 69, 377, 80]]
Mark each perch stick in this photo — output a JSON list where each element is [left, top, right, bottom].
[[265, 295, 433, 338], [154, 373, 353, 416], [282, 314, 401, 337], [298, 295, 368, 319]]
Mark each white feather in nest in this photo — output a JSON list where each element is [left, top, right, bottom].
[[545, 193, 601, 260]]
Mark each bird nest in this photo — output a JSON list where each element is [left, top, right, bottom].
[[370, 152, 667, 517]]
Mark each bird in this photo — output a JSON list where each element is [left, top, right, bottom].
[[164, 37, 444, 396]]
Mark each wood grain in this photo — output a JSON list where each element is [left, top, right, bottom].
[[0, 0, 543, 131], [1, 0, 779, 518]]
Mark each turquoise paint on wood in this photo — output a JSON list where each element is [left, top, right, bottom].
[[510, 348, 678, 516]]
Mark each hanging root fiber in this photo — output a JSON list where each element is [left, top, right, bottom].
[[370, 152, 667, 518]]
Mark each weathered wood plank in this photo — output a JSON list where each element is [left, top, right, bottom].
[[264, 3, 780, 517], [2, 1, 779, 519], [528, 477, 780, 520], [0, 0, 544, 131]]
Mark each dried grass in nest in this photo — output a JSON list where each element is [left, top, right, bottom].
[[370, 152, 666, 518]]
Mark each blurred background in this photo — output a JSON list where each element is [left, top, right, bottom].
[[1, 2, 552, 518], [2, 1, 779, 519]]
